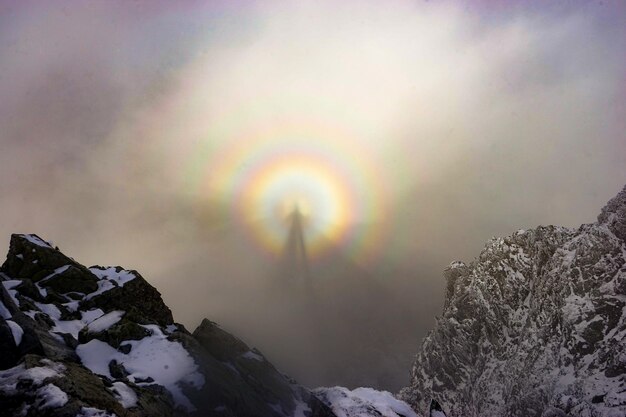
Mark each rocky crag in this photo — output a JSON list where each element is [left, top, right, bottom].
[[0, 233, 347, 417], [400, 185, 626, 417]]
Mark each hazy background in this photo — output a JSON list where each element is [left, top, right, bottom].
[[1, 0, 625, 391]]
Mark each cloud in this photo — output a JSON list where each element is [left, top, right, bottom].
[[0, 0, 624, 390]]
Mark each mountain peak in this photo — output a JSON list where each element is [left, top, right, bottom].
[[597, 184, 626, 240], [401, 184, 626, 416], [0, 234, 342, 417]]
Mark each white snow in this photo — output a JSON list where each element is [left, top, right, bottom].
[[111, 381, 138, 408], [315, 387, 418, 417], [2, 280, 22, 290], [431, 410, 446, 417], [31, 304, 105, 339], [83, 267, 136, 300], [241, 350, 264, 362], [86, 310, 124, 333], [19, 234, 52, 248], [0, 360, 65, 396], [77, 340, 118, 376], [0, 300, 11, 319], [2, 280, 22, 305], [293, 399, 312, 417], [34, 383, 68, 409], [76, 407, 118, 417], [38, 265, 71, 284], [63, 300, 79, 312], [6, 320, 24, 346], [77, 325, 204, 411], [82, 308, 106, 323], [34, 302, 61, 320], [52, 319, 87, 339]]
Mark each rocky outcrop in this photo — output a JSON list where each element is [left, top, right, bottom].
[[313, 386, 419, 417], [0, 233, 338, 417], [400, 185, 626, 417]]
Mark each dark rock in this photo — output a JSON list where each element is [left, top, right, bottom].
[[119, 343, 132, 354], [430, 399, 447, 417], [58, 333, 79, 349], [40, 265, 98, 294], [32, 312, 55, 330], [109, 359, 129, 379], [0, 318, 19, 369], [14, 279, 44, 302], [0, 234, 89, 282], [591, 394, 605, 404], [78, 317, 149, 348], [185, 320, 336, 417], [82, 271, 174, 326], [192, 319, 250, 362]]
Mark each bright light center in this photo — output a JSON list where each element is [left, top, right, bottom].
[[242, 159, 351, 256]]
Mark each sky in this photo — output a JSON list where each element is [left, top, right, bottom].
[[0, 0, 625, 391]]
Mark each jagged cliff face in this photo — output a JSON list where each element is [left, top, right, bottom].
[[400, 185, 626, 417], [0, 234, 337, 417]]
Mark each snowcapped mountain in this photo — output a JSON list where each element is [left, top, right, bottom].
[[0, 233, 416, 417], [400, 185, 626, 417]]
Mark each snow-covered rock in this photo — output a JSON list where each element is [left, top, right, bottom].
[[0, 233, 338, 417], [315, 386, 418, 417], [400, 185, 626, 417]]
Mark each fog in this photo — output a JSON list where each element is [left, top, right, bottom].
[[1, 0, 625, 391]]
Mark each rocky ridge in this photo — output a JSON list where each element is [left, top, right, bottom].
[[400, 185, 626, 417], [0, 233, 346, 417]]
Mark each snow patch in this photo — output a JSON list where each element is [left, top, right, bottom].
[[111, 381, 138, 408], [2, 280, 22, 305], [83, 267, 136, 300], [0, 300, 11, 319], [34, 302, 61, 320], [86, 310, 124, 333], [293, 399, 312, 417], [77, 325, 204, 411], [33, 305, 105, 339], [0, 360, 65, 396], [6, 320, 24, 346], [19, 234, 52, 248], [241, 350, 264, 362], [77, 407, 118, 417], [315, 386, 418, 417], [34, 384, 68, 409]]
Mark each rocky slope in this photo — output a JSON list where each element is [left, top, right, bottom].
[[314, 387, 419, 417], [0, 233, 343, 417], [400, 185, 626, 417]]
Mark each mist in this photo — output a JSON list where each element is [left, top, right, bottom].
[[1, 0, 625, 391]]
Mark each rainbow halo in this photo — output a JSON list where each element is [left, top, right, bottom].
[[191, 120, 386, 262]]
